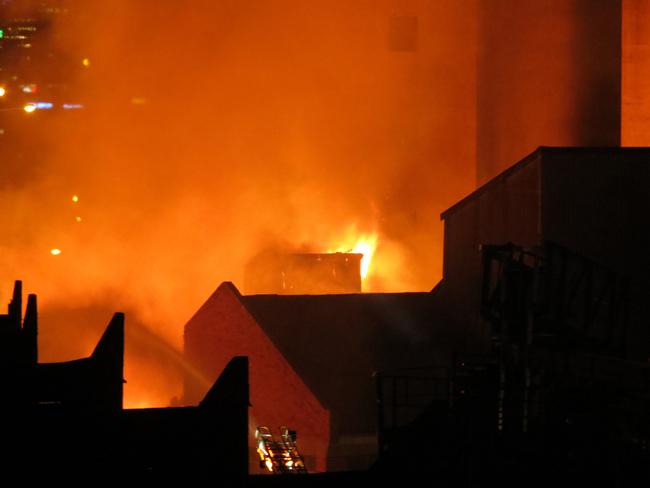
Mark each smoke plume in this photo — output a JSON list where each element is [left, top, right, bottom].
[[0, 0, 476, 406]]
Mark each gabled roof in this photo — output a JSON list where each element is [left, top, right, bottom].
[[234, 285, 454, 433]]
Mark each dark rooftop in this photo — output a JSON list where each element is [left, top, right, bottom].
[[237, 286, 457, 433]]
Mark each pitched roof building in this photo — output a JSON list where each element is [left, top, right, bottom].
[[184, 282, 456, 472]]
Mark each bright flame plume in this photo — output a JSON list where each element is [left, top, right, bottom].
[[330, 231, 378, 281]]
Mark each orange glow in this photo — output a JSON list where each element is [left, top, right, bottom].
[[0, 87, 5, 97], [123, 399, 155, 409], [0, 1, 474, 409], [50, 248, 62, 256]]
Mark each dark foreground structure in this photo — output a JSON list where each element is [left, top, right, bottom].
[[2, 147, 648, 486], [187, 147, 649, 487], [375, 148, 650, 486], [184, 282, 452, 472], [0, 281, 249, 482]]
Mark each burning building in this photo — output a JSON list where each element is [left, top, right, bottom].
[[244, 252, 363, 295], [3, 2, 650, 483], [185, 145, 650, 483]]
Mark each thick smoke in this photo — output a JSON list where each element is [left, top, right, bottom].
[[0, 0, 476, 406]]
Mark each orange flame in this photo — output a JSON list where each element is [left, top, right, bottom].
[[330, 231, 378, 281], [351, 234, 378, 280]]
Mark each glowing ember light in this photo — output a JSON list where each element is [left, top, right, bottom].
[[72, 195, 79, 203], [0, 87, 5, 97], [82, 57, 90, 67], [23, 103, 36, 113], [75, 216, 82, 222], [50, 248, 62, 256]]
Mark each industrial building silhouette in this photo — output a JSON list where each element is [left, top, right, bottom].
[[185, 147, 649, 485], [1, 147, 648, 485], [0, 281, 249, 482]]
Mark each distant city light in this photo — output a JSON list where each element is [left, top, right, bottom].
[[0, 87, 5, 97], [0, 29, 4, 39], [82, 58, 90, 67], [62, 103, 84, 110], [50, 249, 62, 256], [21, 84, 37, 94], [75, 216, 82, 222], [23, 102, 54, 112], [72, 195, 79, 203]]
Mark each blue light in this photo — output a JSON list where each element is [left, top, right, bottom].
[[34, 102, 53, 110]]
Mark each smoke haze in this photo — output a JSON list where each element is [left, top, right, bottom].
[[0, 0, 476, 406]]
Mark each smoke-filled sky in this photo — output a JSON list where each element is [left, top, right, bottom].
[[0, 0, 476, 406]]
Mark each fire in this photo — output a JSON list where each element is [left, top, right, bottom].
[[331, 231, 378, 281], [351, 234, 378, 280]]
